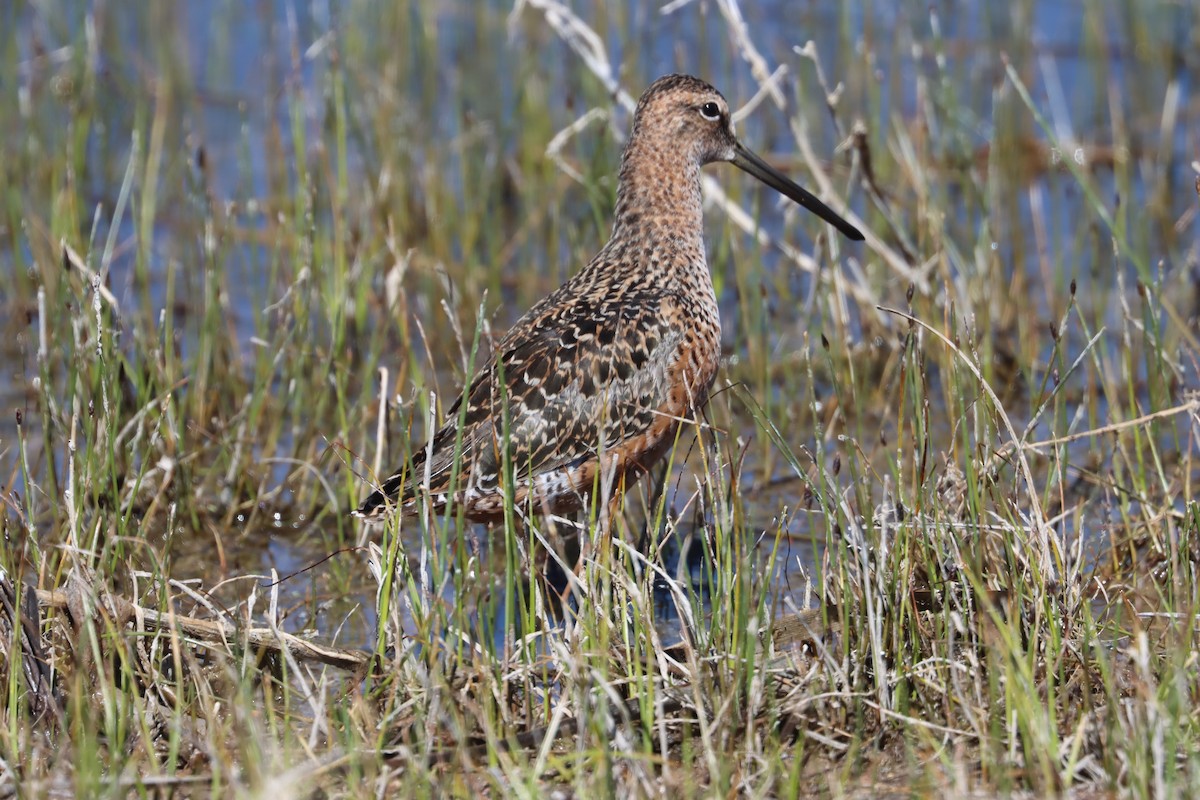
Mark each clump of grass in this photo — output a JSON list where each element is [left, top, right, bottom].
[[1, 0, 1198, 797]]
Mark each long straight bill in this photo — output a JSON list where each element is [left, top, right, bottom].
[[731, 141, 864, 242]]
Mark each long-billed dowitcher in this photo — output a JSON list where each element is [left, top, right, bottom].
[[354, 74, 863, 523]]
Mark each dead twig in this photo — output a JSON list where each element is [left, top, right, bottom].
[[34, 586, 371, 672]]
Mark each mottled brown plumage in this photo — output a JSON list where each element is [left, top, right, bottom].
[[354, 74, 863, 523]]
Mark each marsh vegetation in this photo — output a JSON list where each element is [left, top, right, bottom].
[[1, 1, 1198, 796]]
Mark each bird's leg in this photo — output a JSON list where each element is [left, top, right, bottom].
[[569, 470, 626, 607], [528, 511, 580, 621]]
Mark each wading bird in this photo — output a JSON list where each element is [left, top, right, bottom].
[[354, 74, 863, 526]]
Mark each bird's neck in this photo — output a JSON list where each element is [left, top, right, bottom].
[[609, 139, 706, 261]]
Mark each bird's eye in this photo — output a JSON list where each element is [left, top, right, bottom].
[[699, 102, 721, 121]]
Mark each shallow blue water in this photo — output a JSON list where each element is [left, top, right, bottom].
[[2, 0, 1196, 642]]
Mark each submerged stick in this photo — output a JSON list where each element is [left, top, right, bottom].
[[34, 587, 371, 672]]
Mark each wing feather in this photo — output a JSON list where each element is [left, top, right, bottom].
[[354, 293, 682, 518]]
